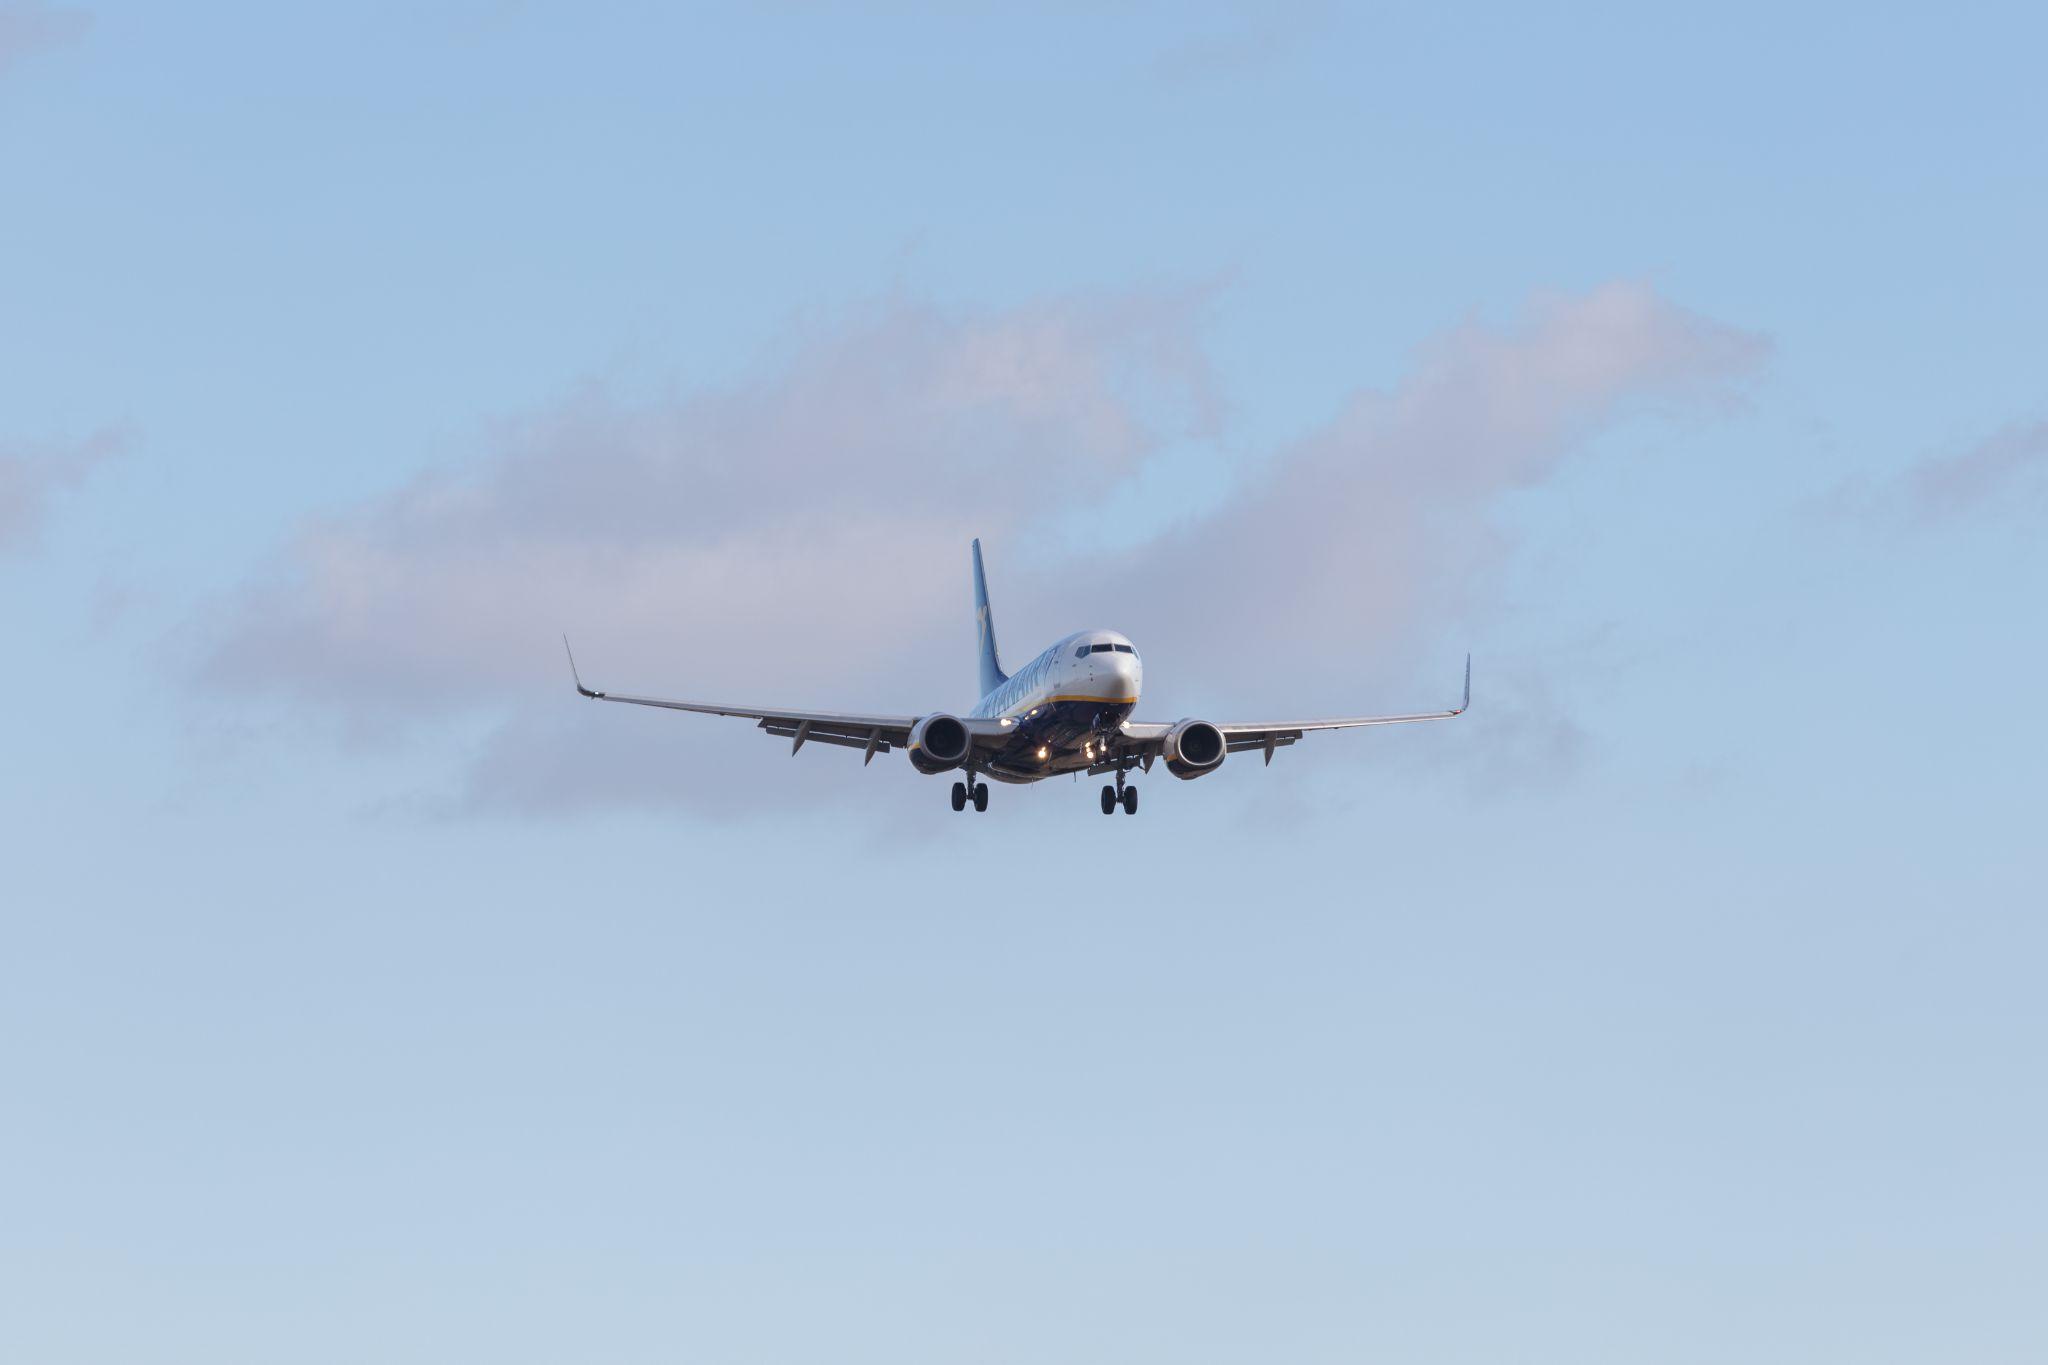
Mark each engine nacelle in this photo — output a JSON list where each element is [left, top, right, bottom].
[[906, 713, 972, 774], [1161, 718, 1226, 780]]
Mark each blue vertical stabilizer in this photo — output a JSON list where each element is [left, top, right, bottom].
[[971, 539, 1008, 698]]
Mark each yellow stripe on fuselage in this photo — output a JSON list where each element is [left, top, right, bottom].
[[1002, 694, 1137, 718]]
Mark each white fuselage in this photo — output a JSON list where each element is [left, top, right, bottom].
[[967, 630, 1143, 781]]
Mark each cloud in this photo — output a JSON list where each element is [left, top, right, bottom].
[[1817, 418, 2048, 528], [1150, 1, 1335, 84], [1039, 282, 1767, 707], [198, 294, 1219, 721], [0, 3, 91, 77], [1904, 420, 2048, 519], [189, 283, 1763, 818], [0, 426, 122, 554]]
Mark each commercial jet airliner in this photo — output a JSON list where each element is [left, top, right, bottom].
[[566, 540, 1468, 814]]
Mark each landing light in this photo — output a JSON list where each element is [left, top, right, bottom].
[[1037, 746, 1049, 759]]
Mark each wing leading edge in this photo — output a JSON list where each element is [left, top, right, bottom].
[[563, 637, 1010, 763], [1118, 655, 1471, 767]]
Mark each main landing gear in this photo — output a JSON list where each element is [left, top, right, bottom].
[[1099, 764, 1138, 815], [951, 777, 989, 813]]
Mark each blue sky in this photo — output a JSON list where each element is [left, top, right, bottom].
[[3, 3, 2045, 1361]]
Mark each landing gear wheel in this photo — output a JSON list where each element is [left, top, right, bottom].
[[951, 781, 967, 812], [972, 783, 988, 813], [1121, 785, 1138, 815], [1100, 785, 1116, 815]]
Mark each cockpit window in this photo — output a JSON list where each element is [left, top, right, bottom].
[[1090, 643, 1114, 653], [1112, 644, 1134, 653], [1074, 645, 1089, 658]]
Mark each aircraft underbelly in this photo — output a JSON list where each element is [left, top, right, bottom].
[[982, 698, 1135, 783]]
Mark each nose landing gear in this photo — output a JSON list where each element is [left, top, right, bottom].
[[1098, 762, 1138, 815]]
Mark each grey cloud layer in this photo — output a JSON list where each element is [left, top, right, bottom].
[[193, 283, 1764, 816], [1822, 417, 2048, 527], [200, 294, 1220, 723], [1906, 420, 2048, 518], [1058, 284, 1767, 695], [0, 426, 121, 554], [0, 3, 90, 76]]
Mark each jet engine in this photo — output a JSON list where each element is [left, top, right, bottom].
[[906, 713, 972, 774], [1161, 718, 1226, 779]]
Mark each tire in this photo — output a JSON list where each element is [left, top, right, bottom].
[[1100, 785, 1116, 815], [951, 781, 967, 812], [972, 784, 988, 812], [1121, 785, 1138, 815]]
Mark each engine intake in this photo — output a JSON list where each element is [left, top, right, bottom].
[[906, 713, 971, 774], [1162, 719, 1226, 779]]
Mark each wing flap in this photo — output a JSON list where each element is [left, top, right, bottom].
[[1225, 732, 1300, 751], [757, 718, 907, 754]]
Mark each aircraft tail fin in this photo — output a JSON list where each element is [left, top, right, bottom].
[[972, 539, 1007, 697]]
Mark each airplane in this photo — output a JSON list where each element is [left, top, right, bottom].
[[565, 539, 1469, 814]]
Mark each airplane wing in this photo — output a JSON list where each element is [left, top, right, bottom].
[[563, 638, 1012, 763], [1112, 656, 1470, 769]]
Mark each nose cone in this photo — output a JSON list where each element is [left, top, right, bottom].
[[1107, 649, 1141, 702], [1070, 635, 1142, 704]]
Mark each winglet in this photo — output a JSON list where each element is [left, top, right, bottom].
[[563, 635, 604, 699], [1455, 654, 1472, 714]]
